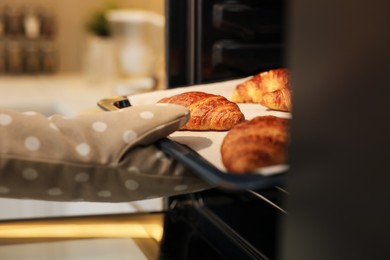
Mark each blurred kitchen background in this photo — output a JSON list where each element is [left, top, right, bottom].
[[0, 0, 165, 220], [0, 0, 164, 74]]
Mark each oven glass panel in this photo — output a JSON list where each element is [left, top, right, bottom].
[[166, 0, 286, 87]]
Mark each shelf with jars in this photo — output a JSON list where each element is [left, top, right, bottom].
[[0, 4, 57, 75]]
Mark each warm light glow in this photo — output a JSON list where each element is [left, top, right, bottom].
[[0, 223, 163, 241]]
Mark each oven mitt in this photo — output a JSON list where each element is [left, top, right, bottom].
[[0, 145, 211, 202], [0, 104, 189, 166], [0, 104, 213, 202]]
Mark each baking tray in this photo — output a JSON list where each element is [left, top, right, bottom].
[[98, 78, 291, 191]]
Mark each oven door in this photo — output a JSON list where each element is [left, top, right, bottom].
[[166, 0, 286, 87]]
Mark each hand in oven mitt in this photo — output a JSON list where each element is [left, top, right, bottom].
[[0, 104, 213, 202], [0, 145, 211, 202], [0, 104, 189, 166]]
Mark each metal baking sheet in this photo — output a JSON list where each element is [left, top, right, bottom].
[[99, 78, 291, 190]]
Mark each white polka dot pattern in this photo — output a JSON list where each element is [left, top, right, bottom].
[[125, 179, 139, 190], [139, 111, 154, 119], [0, 104, 209, 202], [92, 121, 107, 132], [97, 190, 112, 197], [75, 172, 89, 182], [48, 187, 62, 196], [0, 114, 12, 125], [76, 143, 91, 157], [174, 184, 188, 192], [24, 136, 41, 151], [22, 168, 39, 180], [123, 130, 137, 144], [0, 103, 189, 169], [127, 166, 140, 174]]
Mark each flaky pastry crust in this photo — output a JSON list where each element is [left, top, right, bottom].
[[221, 116, 289, 173], [231, 68, 292, 111], [158, 91, 245, 131]]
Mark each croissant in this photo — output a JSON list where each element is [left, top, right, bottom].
[[231, 68, 292, 111], [158, 91, 245, 131], [221, 116, 289, 173]]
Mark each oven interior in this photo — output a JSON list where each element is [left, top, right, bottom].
[[160, 0, 288, 259], [166, 0, 286, 87]]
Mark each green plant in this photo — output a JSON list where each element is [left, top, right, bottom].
[[86, 1, 118, 37]]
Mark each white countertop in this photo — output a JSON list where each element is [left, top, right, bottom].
[[0, 74, 115, 116]]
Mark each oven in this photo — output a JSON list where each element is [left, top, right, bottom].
[[160, 0, 390, 259], [159, 0, 288, 259]]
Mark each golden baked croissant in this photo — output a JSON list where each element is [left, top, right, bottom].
[[221, 116, 289, 173], [231, 68, 292, 111], [158, 91, 245, 131]]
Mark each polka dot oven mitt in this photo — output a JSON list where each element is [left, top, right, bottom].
[[0, 104, 189, 166], [0, 145, 211, 202]]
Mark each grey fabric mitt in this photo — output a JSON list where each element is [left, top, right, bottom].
[[0, 104, 212, 202]]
